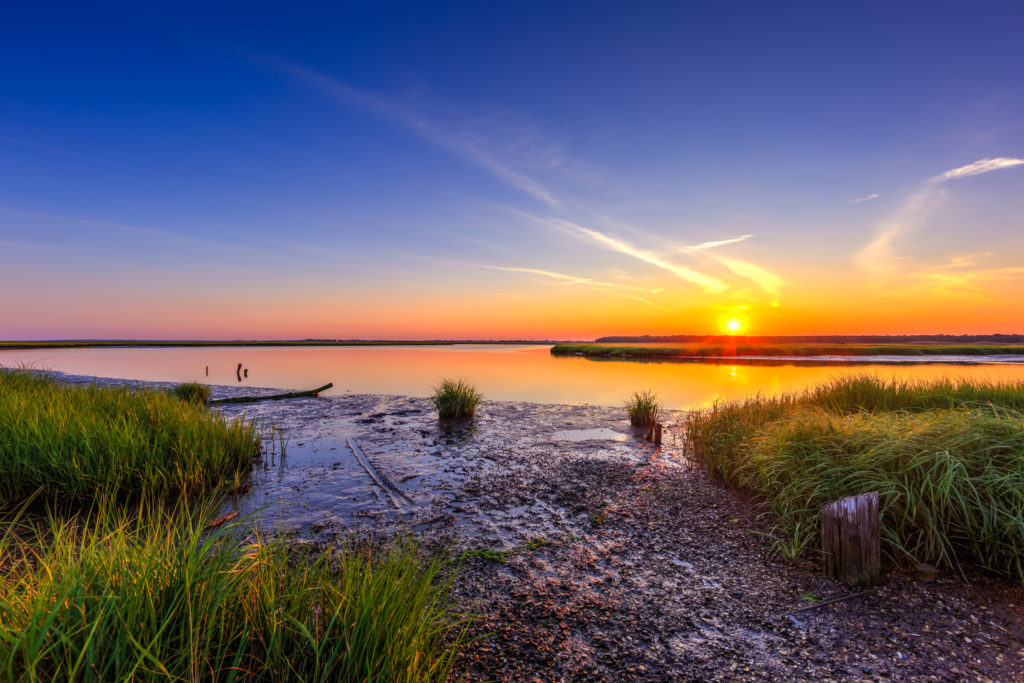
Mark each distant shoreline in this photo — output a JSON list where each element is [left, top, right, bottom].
[[551, 342, 1024, 360], [0, 340, 556, 350]]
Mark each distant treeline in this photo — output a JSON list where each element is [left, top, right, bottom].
[[595, 334, 1024, 344]]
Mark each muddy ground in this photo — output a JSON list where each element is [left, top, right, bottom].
[[61, 374, 1024, 680]]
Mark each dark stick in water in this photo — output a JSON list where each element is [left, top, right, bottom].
[[210, 383, 333, 404]]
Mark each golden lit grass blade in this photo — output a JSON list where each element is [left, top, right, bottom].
[[0, 369, 259, 505], [0, 501, 470, 680]]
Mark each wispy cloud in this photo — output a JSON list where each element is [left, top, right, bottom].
[[896, 253, 1024, 301], [680, 234, 753, 251], [262, 56, 562, 207], [0, 136, 114, 163], [709, 254, 784, 297], [855, 190, 937, 272], [469, 263, 667, 309], [535, 216, 729, 294], [0, 208, 264, 257], [857, 156, 1024, 280], [930, 157, 1024, 183], [850, 193, 879, 203], [0, 240, 137, 255]]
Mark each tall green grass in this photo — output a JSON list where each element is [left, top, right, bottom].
[[431, 379, 482, 420], [0, 370, 259, 504], [686, 374, 1024, 579], [0, 500, 469, 681], [168, 382, 211, 404], [624, 389, 660, 427]]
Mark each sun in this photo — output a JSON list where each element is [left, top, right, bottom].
[[723, 316, 745, 335]]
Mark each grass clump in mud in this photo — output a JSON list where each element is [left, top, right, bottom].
[[686, 374, 1024, 580], [0, 369, 259, 505], [431, 378, 482, 420], [624, 389, 660, 427], [460, 538, 552, 563], [168, 381, 211, 404], [0, 500, 470, 681]]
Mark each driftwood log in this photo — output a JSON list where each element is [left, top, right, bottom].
[[821, 492, 881, 586], [209, 383, 333, 405]]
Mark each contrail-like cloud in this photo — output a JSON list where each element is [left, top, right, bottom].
[[471, 263, 654, 291], [262, 56, 562, 207], [855, 190, 935, 272], [850, 193, 879, 203], [680, 234, 754, 251], [545, 218, 729, 294], [469, 263, 667, 309], [930, 157, 1024, 183], [0, 208, 264, 257], [709, 255, 784, 297]]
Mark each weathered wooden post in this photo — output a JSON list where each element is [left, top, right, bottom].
[[645, 422, 663, 445], [821, 492, 880, 586]]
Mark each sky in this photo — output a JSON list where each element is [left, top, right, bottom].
[[2, 1, 1023, 340]]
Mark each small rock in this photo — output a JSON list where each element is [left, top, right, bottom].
[[915, 563, 937, 582]]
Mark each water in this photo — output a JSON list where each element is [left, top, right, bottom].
[[8, 344, 1023, 534], [4, 343, 1024, 408]]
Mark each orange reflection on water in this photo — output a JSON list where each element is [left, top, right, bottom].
[[3, 345, 1024, 410]]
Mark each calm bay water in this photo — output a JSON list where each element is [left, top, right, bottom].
[[3, 344, 1024, 409]]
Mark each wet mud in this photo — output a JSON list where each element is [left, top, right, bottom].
[[52, 373, 1024, 681]]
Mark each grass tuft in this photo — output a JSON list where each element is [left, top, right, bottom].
[[0, 500, 470, 681], [169, 381, 211, 404], [431, 379, 482, 420], [624, 389, 660, 427], [685, 373, 1024, 580], [0, 369, 259, 505]]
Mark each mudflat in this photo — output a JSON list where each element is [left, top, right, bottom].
[[52, 372, 1024, 680]]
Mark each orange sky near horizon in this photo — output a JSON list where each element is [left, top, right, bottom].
[[3, 268, 1021, 340]]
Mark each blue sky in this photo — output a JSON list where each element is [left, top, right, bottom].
[[2, 1, 1023, 338]]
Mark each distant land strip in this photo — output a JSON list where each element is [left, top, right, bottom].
[[0, 340, 555, 350], [551, 342, 1024, 359], [595, 334, 1024, 344]]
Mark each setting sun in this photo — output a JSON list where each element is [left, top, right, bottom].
[[724, 317, 745, 335]]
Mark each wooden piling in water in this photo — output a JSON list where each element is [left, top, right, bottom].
[[821, 492, 880, 586]]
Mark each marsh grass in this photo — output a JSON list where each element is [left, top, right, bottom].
[[431, 379, 482, 420], [0, 500, 470, 681], [169, 381, 211, 404], [624, 389, 660, 427], [552, 342, 1024, 358], [0, 369, 259, 504], [686, 374, 1024, 579]]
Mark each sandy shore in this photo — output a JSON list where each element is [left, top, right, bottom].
[[52, 373, 1024, 680]]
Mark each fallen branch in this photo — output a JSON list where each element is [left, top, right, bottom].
[[347, 437, 413, 512], [778, 588, 875, 618], [210, 383, 333, 405]]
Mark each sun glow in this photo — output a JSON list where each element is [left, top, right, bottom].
[[723, 317, 745, 335]]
